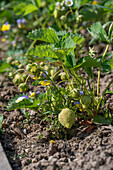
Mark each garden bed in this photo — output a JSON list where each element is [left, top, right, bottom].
[[0, 68, 113, 170], [0, 1, 113, 168]]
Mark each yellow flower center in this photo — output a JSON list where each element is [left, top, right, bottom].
[[67, 1, 71, 5], [58, 5, 61, 9], [92, 1, 98, 5]]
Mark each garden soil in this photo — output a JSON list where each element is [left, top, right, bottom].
[[0, 43, 113, 170]]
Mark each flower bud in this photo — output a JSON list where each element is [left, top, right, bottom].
[[60, 15, 66, 21], [12, 60, 20, 65], [71, 88, 80, 99], [40, 62, 45, 67], [18, 64, 23, 69], [9, 72, 14, 78], [59, 72, 67, 81], [50, 67, 59, 80], [40, 1, 46, 7], [19, 83, 28, 92], [80, 96, 91, 109], [58, 108, 75, 128], [54, 9, 58, 18], [6, 57, 13, 64]]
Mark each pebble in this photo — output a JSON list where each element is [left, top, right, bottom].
[[22, 159, 30, 167], [25, 148, 30, 153], [32, 158, 37, 163], [59, 157, 68, 162], [48, 156, 53, 161]]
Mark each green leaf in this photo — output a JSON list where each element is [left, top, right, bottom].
[[80, 8, 99, 21], [28, 45, 58, 59], [84, 67, 93, 78], [61, 38, 76, 49], [13, 2, 27, 15], [28, 28, 59, 43], [65, 52, 76, 68], [57, 30, 67, 37], [72, 34, 84, 44], [88, 22, 108, 42], [0, 10, 12, 21], [0, 62, 11, 73], [74, 56, 101, 69], [101, 59, 111, 73], [0, 115, 3, 130], [108, 22, 113, 39], [93, 114, 112, 125], [105, 90, 113, 94], [31, 0, 41, 8], [24, 4, 38, 15], [110, 56, 113, 70], [54, 49, 66, 59]]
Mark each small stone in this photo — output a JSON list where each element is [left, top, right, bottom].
[[48, 143, 57, 155], [53, 152, 60, 159], [23, 129, 27, 134], [61, 152, 66, 157], [31, 145, 35, 149], [22, 159, 30, 167], [18, 115, 23, 121], [25, 148, 30, 153], [32, 158, 37, 163], [40, 159, 49, 166], [91, 161, 97, 168], [59, 157, 68, 162], [48, 156, 53, 161], [46, 165, 55, 170]]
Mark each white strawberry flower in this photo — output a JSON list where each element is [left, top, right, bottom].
[[65, 0, 73, 7]]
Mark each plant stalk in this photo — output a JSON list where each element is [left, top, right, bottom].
[[97, 44, 109, 103], [96, 79, 113, 113]]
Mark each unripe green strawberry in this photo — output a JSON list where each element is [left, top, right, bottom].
[[58, 108, 75, 128], [80, 96, 91, 109], [22, 74, 27, 81], [26, 64, 32, 72], [19, 83, 28, 92], [13, 73, 24, 85], [30, 67, 41, 76], [54, 9, 58, 18], [71, 88, 80, 99]]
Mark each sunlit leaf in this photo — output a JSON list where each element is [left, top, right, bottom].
[[28, 28, 59, 43], [88, 22, 108, 42]]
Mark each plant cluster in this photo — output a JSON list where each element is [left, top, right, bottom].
[[0, 0, 113, 135]]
